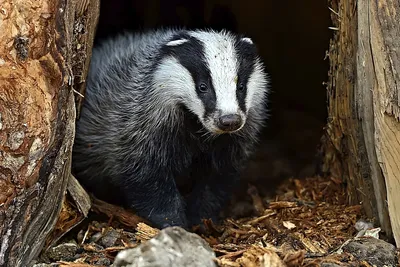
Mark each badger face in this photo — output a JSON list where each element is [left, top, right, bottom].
[[155, 30, 268, 134]]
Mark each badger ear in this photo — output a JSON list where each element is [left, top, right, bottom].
[[166, 39, 189, 46], [240, 37, 254, 45]]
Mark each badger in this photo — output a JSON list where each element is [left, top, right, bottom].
[[72, 28, 269, 229]]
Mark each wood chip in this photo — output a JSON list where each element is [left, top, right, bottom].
[[90, 195, 146, 228], [282, 221, 296, 230], [269, 201, 298, 209], [40, 176, 366, 266], [135, 222, 160, 241]]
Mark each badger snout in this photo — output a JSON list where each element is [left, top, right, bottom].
[[217, 114, 243, 132]]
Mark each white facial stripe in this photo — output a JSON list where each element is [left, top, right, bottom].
[[153, 57, 204, 116], [241, 37, 253, 45], [246, 60, 268, 109], [166, 39, 189, 46], [189, 31, 240, 115]]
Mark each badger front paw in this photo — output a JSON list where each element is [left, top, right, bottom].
[[147, 211, 188, 229], [134, 194, 188, 229]]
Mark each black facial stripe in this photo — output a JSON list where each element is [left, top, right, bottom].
[[160, 32, 216, 118], [234, 37, 258, 112]]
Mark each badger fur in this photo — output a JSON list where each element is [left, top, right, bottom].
[[72, 28, 269, 229]]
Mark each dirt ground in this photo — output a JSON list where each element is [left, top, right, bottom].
[[33, 175, 399, 267]]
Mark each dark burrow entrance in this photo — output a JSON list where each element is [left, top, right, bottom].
[[93, 0, 332, 216]]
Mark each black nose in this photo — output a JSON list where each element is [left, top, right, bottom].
[[218, 114, 243, 131]]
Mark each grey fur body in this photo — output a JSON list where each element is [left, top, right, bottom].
[[72, 28, 269, 228]]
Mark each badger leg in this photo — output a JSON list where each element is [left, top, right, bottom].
[[185, 171, 240, 227], [120, 173, 188, 229]]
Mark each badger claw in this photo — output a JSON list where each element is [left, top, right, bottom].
[[147, 211, 188, 230]]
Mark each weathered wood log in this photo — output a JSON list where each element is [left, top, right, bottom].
[[0, 0, 99, 266], [366, 0, 400, 246], [323, 0, 382, 236], [42, 175, 92, 250], [323, 0, 400, 245]]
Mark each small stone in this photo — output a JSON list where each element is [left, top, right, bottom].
[[122, 230, 137, 244], [99, 228, 121, 247], [113, 227, 217, 267], [354, 219, 374, 232], [32, 264, 60, 267], [354, 219, 378, 237], [320, 264, 342, 267], [89, 232, 103, 243], [93, 257, 112, 266], [45, 242, 79, 262], [342, 237, 396, 266]]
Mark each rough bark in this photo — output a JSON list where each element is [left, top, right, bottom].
[[0, 0, 99, 266], [323, 0, 383, 234], [323, 0, 400, 244], [72, 0, 100, 117]]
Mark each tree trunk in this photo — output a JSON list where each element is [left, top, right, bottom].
[[323, 0, 400, 245], [0, 0, 99, 266], [366, 0, 400, 246]]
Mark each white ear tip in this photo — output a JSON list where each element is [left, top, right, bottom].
[[166, 39, 189, 46], [241, 37, 253, 44]]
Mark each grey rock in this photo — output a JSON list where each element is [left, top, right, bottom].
[[44, 242, 79, 262], [342, 237, 396, 267], [100, 228, 121, 247], [89, 232, 103, 243], [93, 257, 112, 266], [113, 226, 217, 267]]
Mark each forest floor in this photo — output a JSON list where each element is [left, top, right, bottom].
[[35, 176, 399, 267]]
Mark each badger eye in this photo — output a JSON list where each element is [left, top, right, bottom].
[[198, 83, 208, 93], [238, 82, 245, 91]]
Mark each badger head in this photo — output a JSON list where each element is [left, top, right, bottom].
[[154, 29, 268, 134]]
